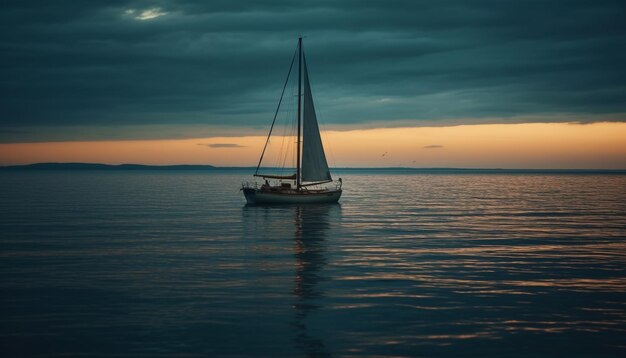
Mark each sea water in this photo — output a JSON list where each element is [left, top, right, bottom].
[[1, 170, 625, 357]]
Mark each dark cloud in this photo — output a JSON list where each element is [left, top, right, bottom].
[[1, 0, 625, 142], [423, 145, 444, 149], [199, 143, 245, 148]]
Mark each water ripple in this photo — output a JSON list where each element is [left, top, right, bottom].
[[1, 171, 625, 356]]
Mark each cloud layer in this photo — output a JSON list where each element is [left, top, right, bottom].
[[1, 0, 625, 142]]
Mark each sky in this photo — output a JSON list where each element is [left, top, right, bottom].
[[1, 1, 625, 167]]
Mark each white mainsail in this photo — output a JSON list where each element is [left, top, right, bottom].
[[301, 58, 331, 182]]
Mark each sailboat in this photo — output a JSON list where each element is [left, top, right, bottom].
[[242, 37, 343, 204]]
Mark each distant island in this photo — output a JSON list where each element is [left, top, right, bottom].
[[0, 163, 217, 170], [0, 163, 625, 174]]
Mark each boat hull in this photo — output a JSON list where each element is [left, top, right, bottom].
[[243, 188, 342, 204]]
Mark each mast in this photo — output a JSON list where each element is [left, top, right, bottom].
[[296, 37, 302, 190]]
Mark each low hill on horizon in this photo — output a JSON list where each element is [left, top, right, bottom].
[[0, 162, 217, 170]]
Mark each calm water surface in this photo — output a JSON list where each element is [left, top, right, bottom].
[[1, 171, 625, 357]]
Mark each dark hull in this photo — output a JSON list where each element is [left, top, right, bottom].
[[243, 188, 342, 204]]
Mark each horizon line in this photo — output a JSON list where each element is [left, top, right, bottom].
[[1, 162, 625, 172]]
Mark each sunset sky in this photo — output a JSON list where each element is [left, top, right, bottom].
[[1, 1, 625, 168]]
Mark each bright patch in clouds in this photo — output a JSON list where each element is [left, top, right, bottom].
[[124, 8, 168, 21]]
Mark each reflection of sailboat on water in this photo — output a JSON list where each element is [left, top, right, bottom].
[[242, 37, 342, 204], [241, 204, 338, 356], [292, 204, 336, 357]]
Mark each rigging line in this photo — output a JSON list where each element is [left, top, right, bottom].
[[277, 75, 294, 171], [277, 75, 297, 174], [276, 93, 289, 172], [255, 44, 298, 175], [288, 80, 298, 172]]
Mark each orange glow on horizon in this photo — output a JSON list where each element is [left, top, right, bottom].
[[1, 122, 625, 169]]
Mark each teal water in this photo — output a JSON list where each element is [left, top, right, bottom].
[[1, 170, 625, 357]]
